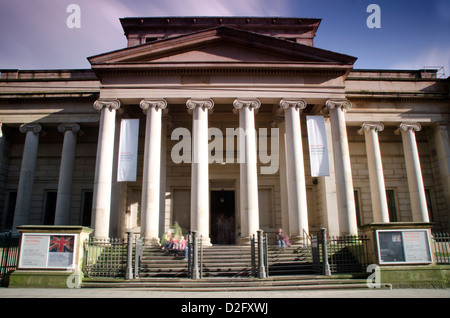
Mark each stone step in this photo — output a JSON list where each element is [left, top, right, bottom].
[[136, 244, 316, 278], [81, 275, 391, 291]]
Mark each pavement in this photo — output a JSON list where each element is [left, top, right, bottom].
[[1, 287, 449, 298], [1, 287, 447, 316]]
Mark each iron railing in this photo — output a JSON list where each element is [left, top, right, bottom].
[[432, 232, 450, 264], [0, 232, 21, 287], [83, 237, 127, 278], [309, 229, 370, 275], [327, 234, 370, 273]]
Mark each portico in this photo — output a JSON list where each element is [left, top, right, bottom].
[[1, 17, 448, 244]]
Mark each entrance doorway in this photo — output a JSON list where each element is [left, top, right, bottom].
[[210, 190, 236, 244]]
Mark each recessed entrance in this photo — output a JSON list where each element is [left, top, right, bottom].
[[210, 190, 236, 245]]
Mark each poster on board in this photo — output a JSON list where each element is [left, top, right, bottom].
[[376, 229, 432, 264], [18, 233, 76, 269]]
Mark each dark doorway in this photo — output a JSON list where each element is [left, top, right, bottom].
[[210, 190, 236, 245]]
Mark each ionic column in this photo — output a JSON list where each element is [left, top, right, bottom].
[[358, 123, 390, 223], [91, 99, 120, 239], [395, 123, 429, 222], [187, 99, 214, 246], [140, 99, 167, 245], [272, 112, 289, 234], [279, 99, 309, 241], [159, 113, 171, 237], [324, 100, 358, 235], [431, 124, 450, 226], [233, 98, 260, 244], [54, 123, 80, 225], [13, 124, 42, 229]]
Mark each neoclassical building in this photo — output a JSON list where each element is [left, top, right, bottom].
[[0, 17, 449, 244]]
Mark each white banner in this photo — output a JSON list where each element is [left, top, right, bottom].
[[306, 116, 330, 177], [117, 119, 139, 182]]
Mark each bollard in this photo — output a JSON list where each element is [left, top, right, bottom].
[[192, 231, 200, 279], [257, 230, 267, 279], [321, 228, 331, 276], [125, 230, 134, 280]]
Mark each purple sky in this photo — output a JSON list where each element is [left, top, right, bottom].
[[0, 0, 449, 76]]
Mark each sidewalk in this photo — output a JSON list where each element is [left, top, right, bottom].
[[1, 287, 449, 298]]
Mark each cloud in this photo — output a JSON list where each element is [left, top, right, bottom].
[[0, 0, 290, 69], [390, 45, 450, 77], [138, 0, 289, 17]]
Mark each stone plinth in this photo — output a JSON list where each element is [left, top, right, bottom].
[[9, 226, 93, 288]]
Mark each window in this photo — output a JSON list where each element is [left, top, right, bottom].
[[43, 191, 57, 225], [354, 189, 362, 226], [425, 189, 434, 222], [4, 191, 17, 230], [81, 191, 93, 226], [386, 190, 398, 222]]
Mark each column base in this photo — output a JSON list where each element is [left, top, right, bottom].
[[199, 236, 212, 247], [289, 235, 307, 246], [143, 237, 161, 247], [238, 236, 253, 245]]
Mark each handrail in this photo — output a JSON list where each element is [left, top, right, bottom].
[[303, 229, 312, 249]]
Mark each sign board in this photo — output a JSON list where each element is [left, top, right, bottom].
[[376, 229, 432, 265], [18, 233, 77, 269]]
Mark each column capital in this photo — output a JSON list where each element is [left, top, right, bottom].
[[19, 124, 42, 134], [93, 99, 121, 111], [186, 99, 214, 115], [279, 99, 307, 111], [140, 99, 167, 111], [323, 99, 352, 113], [233, 98, 260, 110], [395, 122, 422, 135], [358, 122, 384, 135], [58, 123, 80, 134], [186, 98, 214, 110]]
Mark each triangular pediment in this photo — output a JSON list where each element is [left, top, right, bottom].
[[143, 42, 295, 63], [88, 26, 356, 67]]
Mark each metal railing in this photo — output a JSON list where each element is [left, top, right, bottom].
[[83, 237, 127, 278], [327, 234, 370, 274], [310, 228, 370, 275], [432, 232, 450, 264], [0, 232, 21, 287]]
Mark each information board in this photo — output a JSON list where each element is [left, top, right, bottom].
[[376, 229, 432, 264], [18, 233, 76, 269]]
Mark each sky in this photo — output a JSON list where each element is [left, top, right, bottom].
[[0, 0, 449, 76]]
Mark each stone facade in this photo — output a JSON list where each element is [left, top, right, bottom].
[[0, 17, 449, 243]]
